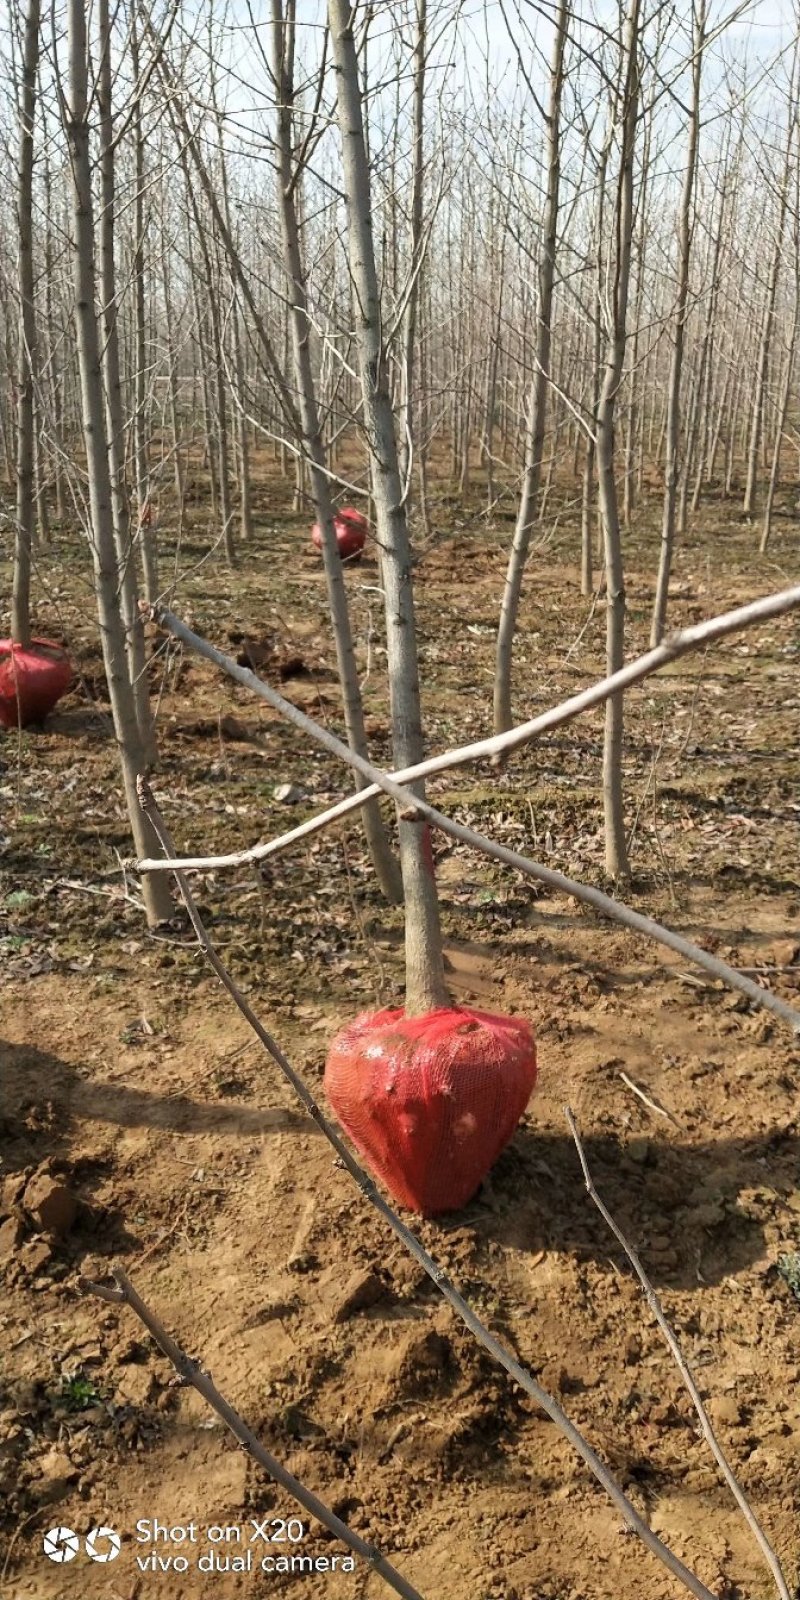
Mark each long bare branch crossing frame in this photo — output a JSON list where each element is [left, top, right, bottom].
[[116, 588, 800, 1600], [141, 591, 800, 1035]]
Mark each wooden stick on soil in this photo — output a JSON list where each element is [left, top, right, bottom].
[[565, 1107, 792, 1600], [137, 609, 800, 1038], [78, 1266, 426, 1600], [139, 583, 800, 872], [135, 774, 724, 1600]]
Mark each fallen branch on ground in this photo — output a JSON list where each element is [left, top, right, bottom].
[[133, 774, 726, 1600], [79, 1265, 425, 1600], [138, 609, 800, 1036]]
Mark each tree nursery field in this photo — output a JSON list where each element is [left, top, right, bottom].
[[1, 2, 800, 1599], [2, 471, 800, 1600]]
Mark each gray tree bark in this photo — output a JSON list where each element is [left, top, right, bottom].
[[11, 0, 41, 649], [596, 0, 641, 880], [493, 0, 569, 735], [270, 0, 401, 904], [650, 0, 705, 645], [328, 0, 449, 1014], [64, 0, 171, 925]]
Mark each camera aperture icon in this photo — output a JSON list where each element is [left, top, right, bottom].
[[85, 1527, 122, 1562], [43, 1527, 80, 1563], [43, 1525, 122, 1564]]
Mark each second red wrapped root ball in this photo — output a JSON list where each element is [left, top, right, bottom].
[[310, 506, 368, 560], [0, 638, 73, 729], [324, 1005, 537, 1216]]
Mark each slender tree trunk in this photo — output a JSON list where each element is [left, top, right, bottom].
[[130, 16, 159, 601], [210, 66, 254, 544], [65, 0, 171, 925], [596, 0, 640, 880], [97, 0, 155, 764], [650, 0, 704, 645], [270, 0, 401, 904], [398, 0, 426, 509], [329, 0, 448, 1015], [11, 0, 41, 649], [762, 158, 800, 552], [493, 0, 568, 735], [42, 140, 65, 521], [743, 46, 798, 516]]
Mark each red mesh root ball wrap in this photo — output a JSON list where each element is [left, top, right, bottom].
[[324, 1006, 538, 1216], [310, 507, 368, 560], [0, 639, 72, 729]]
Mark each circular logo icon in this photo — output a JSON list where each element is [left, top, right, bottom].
[[85, 1526, 122, 1563], [43, 1527, 79, 1563]]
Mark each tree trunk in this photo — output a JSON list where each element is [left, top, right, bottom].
[[329, 0, 448, 1015], [270, 0, 401, 905], [761, 154, 800, 552], [11, 0, 41, 649], [596, 0, 640, 880], [493, 0, 569, 735], [65, 0, 171, 926], [743, 46, 798, 516], [397, 0, 427, 510], [650, 0, 704, 645], [130, 15, 159, 601], [97, 0, 155, 765]]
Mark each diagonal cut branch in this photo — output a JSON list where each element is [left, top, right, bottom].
[[139, 584, 800, 871], [138, 608, 800, 1037], [79, 1266, 425, 1600], [135, 775, 722, 1600], [565, 1108, 791, 1600]]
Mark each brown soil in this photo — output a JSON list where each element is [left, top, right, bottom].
[[1, 463, 800, 1600]]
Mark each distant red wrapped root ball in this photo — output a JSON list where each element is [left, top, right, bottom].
[[310, 506, 368, 560], [324, 1005, 537, 1216], [0, 638, 72, 729]]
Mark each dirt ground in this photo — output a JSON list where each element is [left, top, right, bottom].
[[2, 463, 800, 1600]]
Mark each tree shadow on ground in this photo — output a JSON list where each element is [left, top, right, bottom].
[[460, 1121, 800, 1291], [0, 1039, 315, 1175], [3, 1041, 799, 1293]]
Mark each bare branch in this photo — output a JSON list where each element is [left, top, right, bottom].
[[141, 584, 800, 869], [133, 775, 721, 1600], [565, 1108, 792, 1600], [138, 604, 800, 1036], [79, 1265, 425, 1600]]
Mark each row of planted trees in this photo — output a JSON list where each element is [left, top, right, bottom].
[[2, 0, 799, 908], [3, 0, 800, 552]]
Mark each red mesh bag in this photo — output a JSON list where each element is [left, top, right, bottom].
[[324, 1006, 537, 1216], [0, 639, 72, 730], [311, 507, 368, 560]]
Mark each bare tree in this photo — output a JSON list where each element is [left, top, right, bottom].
[[650, 0, 705, 645], [493, 0, 569, 737], [595, 0, 641, 879], [328, 0, 448, 1012], [10, 0, 41, 649], [742, 43, 799, 517], [62, 0, 171, 924], [269, 0, 401, 903]]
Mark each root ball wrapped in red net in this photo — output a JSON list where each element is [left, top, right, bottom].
[[324, 1005, 537, 1216], [0, 639, 72, 729]]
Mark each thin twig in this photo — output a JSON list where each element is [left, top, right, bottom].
[[79, 1267, 424, 1600], [565, 1107, 791, 1600], [618, 1070, 681, 1128], [134, 775, 722, 1600], [137, 611, 800, 1037], [140, 584, 800, 868]]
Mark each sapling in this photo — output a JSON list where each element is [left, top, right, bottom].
[[323, 0, 538, 1214], [2, 0, 72, 730]]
